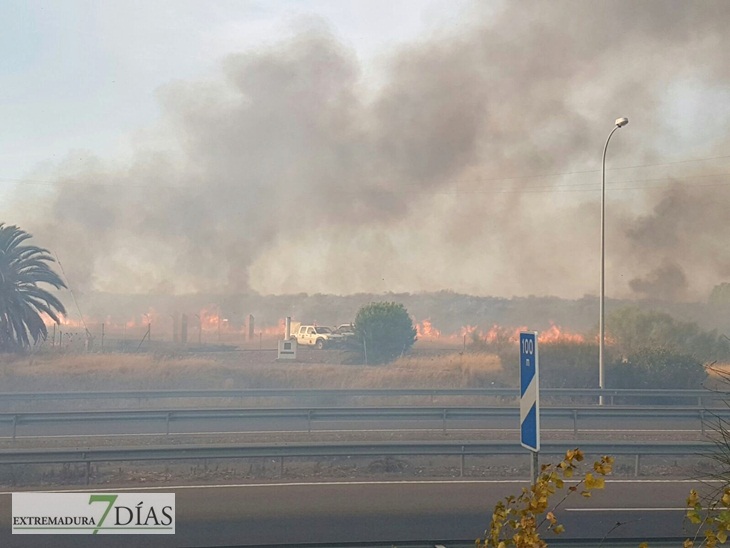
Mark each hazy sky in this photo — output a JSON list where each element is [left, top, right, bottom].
[[3, 1, 730, 301], [1, 0, 469, 185]]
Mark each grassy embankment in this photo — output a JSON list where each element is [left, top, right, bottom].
[[0, 348, 507, 393]]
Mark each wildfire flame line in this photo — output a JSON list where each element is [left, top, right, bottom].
[[414, 319, 587, 344], [46, 311, 588, 345]]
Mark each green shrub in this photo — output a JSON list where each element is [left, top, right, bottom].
[[608, 347, 706, 390], [537, 342, 600, 389], [607, 306, 730, 363], [352, 302, 417, 364]]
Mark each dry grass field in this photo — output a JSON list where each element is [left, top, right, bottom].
[[0, 346, 509, 393]]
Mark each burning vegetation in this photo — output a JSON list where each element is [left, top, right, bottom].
[[414, 319, 586, 346]]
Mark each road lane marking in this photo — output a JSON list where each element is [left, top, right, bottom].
[[566, 507, 687, 511]]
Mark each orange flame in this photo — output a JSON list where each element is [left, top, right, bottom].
[[415, 319, 441, 340], [538, 324, 586, 344], [47, 309, 588, 348], [414, 320, 587, 345], [476, 323, 586, 345], [482, 324, 521, 344], [197, 305, 221, 330], [258, 318, 287, 338]]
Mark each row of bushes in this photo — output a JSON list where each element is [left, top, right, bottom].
[[464, 305, 729, 392], [491, 341, 706, 392]]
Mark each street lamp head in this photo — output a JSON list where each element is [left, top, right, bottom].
[[615, 117, 629, 128]]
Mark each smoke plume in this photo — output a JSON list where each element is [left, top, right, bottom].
[[12, 0, 730, 301]]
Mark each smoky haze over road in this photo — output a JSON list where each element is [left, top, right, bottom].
[[9, 1, 730, 301]]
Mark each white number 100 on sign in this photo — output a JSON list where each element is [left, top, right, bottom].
[[521, 338, 534, 355]]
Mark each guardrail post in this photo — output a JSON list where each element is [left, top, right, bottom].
[[81, 452, 89, 485], [280, 456, 284, 478], [86, 461, 91, 485], [12, 415, 17, 441], [166, 412, 171, 436], [307, 410, 312, 433], [634, 454, 641, 477], [442, 409, 447, 434], [700, 410, 705, 436], [573, 409, 578, 438], [460, 446, 465, 477]]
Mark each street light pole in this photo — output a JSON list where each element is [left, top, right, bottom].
[[599, 117, 628, 405]]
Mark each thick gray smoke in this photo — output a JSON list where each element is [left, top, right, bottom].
[[13, 1, 730, 300]]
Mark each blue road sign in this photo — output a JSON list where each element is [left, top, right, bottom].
[[520, 331, 540, 452]]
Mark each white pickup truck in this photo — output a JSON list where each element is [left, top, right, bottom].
[[290, 325, 344, 349]]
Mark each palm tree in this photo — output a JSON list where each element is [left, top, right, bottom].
[[0, 224, 66, 352]]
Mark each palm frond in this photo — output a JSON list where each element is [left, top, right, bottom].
[[0, 224, 66, 352]]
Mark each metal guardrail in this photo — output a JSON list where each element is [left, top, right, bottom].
[[1, 405, 727, 439], [0, 440, 713, 484], [0, 387, 724, 405]]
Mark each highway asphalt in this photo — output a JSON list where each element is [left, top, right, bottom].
[[0, 477, 706, 547]]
